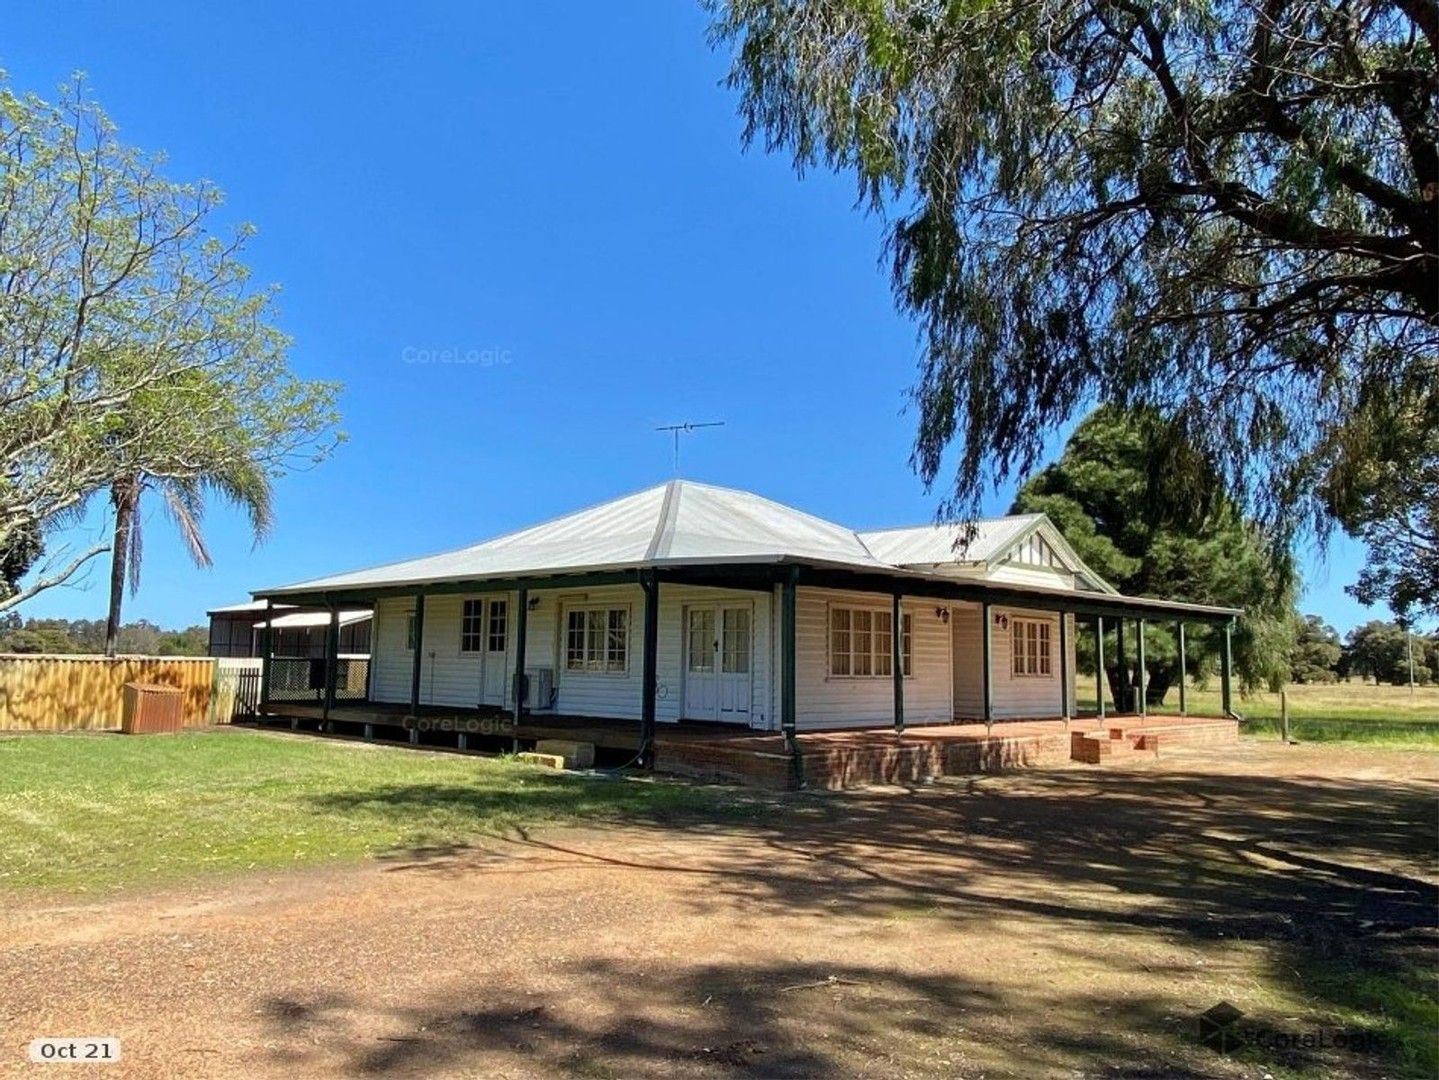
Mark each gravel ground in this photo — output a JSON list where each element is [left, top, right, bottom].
[[2, 740, 1435, 1079]]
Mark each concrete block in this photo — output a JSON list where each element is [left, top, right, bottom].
[[516, 751, 565, 770], [535, 739, 596, 768]]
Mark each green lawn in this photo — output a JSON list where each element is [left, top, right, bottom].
[[0, 730, 759, 894], [1080, 679, 1439, 747]]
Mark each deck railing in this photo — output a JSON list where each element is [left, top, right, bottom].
[[266, 655, 369, 704]]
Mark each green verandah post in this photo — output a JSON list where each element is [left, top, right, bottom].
[[781, 569, 802, 788], [981, 602, 994, 730], [1135, 619, 1146, 717], [1115, 618, 1127, 713], [513, 587, 529, 715], [640, 572, 659, 769], [1094, 615, 1106, 720], [409, 592, 426, 745], [1176, 622, 1187, 716], [322, 604, 339, 727], [1058, 612, 1070, 725], [892, 591, 904, 737], [259, 598, 273, 709], [1221, 619, 1235, 717]]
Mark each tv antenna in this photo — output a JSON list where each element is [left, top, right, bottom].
[[656, 420, 725, 475]]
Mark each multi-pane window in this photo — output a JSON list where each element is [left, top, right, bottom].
[[565, 607, 628, 673], [487, 600, 508, 652], [829, 606, 913, 677], [722, 608, 750, 674], [1011, 618, 1053, 676], [460, 599, 485, 653]]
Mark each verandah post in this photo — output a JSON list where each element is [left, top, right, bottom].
[[1095, 615, 1106, 720], [1176, 622, 1188, 716], [1115, 618, 1127, 712], [259, 598, 273, 710], [322, 603, 339, 726], [409, 592, 426, 720], [1058, 611, 1070, 725], [639, 572, 659, 768], [891, 591, 904, 737], [513, 586, 529, 725], [781, 569, 802, 787], [981, 602, 994, 730], [1135, 618, 1146, 717], [1221, 619, 1235, 717]]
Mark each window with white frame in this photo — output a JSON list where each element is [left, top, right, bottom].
[[1011, 617, 1053, 676], [460, 599, 485, 653], [564, 606, 629, 673], [487, 599, 508, 652], [829, 606, 913, 677]]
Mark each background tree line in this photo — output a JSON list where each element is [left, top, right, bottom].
[[0, 613, 207, 656]]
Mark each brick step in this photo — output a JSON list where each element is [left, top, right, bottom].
[[1070, 731, 1160, 765]]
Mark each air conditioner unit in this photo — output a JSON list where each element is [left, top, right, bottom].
[[515, 667, 556, 711]]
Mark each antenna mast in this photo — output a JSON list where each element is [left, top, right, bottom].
[[655, 420, 725, 475]]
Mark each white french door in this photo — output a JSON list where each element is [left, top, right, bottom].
[[480, 597, 509, 705], [684, 605, 752, 723]]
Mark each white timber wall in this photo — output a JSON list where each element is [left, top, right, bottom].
[[951, 605, 1079, 719], [792, 586, 954, 729], [370, 592, 517, 708], [371, 583, 774, 727]]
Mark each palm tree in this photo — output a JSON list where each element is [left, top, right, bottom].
[[103, 465, 272, 655]]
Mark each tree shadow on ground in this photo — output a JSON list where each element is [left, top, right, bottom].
[[307, 759, 1438, 1076], [259, 958, 1217, 1079]]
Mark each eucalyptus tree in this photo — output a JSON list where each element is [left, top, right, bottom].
[[710, 0, 1438, 551], [0, 78, 340, 613]]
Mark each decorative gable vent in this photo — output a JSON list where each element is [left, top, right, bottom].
[[1010, 532, 1061, 568]]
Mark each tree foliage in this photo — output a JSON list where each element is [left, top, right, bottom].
[[1290, 613, 1343, 681], [0, 78, 341, 612], [1343, 618, 1436, 683], [0, 613, 208, 655], [710, 0, 1438, 546], [1011, 408, 1299, 697], [1322, 383, 1439, 620]]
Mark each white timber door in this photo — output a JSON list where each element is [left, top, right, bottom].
[[480, 597, 509, 706], [684, 604, 752, 723]]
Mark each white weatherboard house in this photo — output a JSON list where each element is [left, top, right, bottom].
[[253, 481, 1240, 754]]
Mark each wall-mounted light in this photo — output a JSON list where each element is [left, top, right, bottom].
[[935, 606, 950, 624], [993, 612, 1010, 630], [527, 595, 542, 611]]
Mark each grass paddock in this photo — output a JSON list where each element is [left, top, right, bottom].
[[0, 729, 755, 894], [1079, 679, 1439, 747]]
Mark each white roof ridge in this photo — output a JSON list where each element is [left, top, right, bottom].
[[644, 479, 684, 561], [857, 512, 1043, 537]]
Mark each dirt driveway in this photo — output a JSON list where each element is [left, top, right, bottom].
[[2, 741, 1435, 1079]]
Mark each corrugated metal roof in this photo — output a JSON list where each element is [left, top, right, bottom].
[[857, 516, 1044, 566], [257, 481, 1141, 606], [260, 481, 895, 596]]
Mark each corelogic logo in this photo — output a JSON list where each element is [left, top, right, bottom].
[[1196, 1000, 1381, 1057], [1198, 1001, 1245, 1053]]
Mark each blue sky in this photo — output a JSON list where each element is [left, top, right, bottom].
[[3, 2, 1387, 634]]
